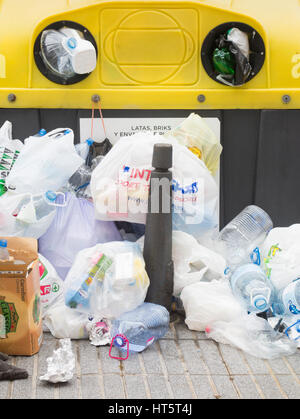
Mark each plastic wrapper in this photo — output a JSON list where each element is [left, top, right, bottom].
[[38, 192, 122, 280], [164, 113, 222, 175], [64, 241, 150, 319], [67, 164, 92, 198], [180, 280, 244, 332], [39, 339, 75, 383], [205, 313, 298, 359]]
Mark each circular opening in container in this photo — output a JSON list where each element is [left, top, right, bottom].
[[201, 22, 265, 86], [34, 20, 98, 85]]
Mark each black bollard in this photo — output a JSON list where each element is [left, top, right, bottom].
[[143, 143, 174, 312]]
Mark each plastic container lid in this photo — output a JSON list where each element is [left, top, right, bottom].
[[0, 239, 7, 248], [45, 191, 57, 202]]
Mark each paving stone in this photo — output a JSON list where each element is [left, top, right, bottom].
[[191, 374, 216, 399], [158, 340, 184, 375], [218, 344, 249, 375], [78, 341, 99, 375], [124, 374, 148, 399], [147, 375, 171, 399], [178, 340, 207, 375], [212, 375, 239, 399], [0, 381, 9, 399], [275, 375, 300, 399], [81, 374, 102, 399], [232, 375, 262, 399], [168, 374, 195, 399], [103, 374, 125, 399], [5, 318, 300, 400], [254, 374, 285, 399], [198, 340, 228, 375], [142, 344, 163, 375], [59, 377, 79, 399]]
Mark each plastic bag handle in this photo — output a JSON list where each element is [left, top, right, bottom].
[[109, 334, 129, 361]]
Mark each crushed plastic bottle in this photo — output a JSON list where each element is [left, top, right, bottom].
[[230, 263, 275, 313], [109, 302, 170, 358]]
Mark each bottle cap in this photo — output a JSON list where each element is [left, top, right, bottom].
[[39, 129, 47, 136], [86, 138, 94, 146], [45, 191, 57, 202], [0, 239, 7, 248], [152, 143, 173, 170], [254, 295, 268, 311]]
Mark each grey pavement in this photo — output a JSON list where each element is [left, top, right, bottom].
[[1, 313, 300, 400]]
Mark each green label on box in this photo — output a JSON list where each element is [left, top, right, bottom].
[[0, 300, 19, 334]]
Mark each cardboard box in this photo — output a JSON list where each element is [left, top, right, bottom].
[[0, 237, 43, 356]]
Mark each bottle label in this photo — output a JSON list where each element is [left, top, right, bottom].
[[282, 279, 300, 315]]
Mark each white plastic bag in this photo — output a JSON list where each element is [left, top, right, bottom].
[[172, 231, 226, 296], [43, 297, 89, 339], [180, 280, 244, 332], [38, 254, 64, 316], [91, 133, 218, 238], [164, 113, 222, 175], [0, 191, 57, 238], [206, 312, 298, 359], [262, 224, 300, 291], [64, 241, 150, 319], [6, 128, 83, 195]]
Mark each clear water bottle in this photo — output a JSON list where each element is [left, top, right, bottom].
[[218, 205, 273, 269], [110, 303, 170, 356], [0, 239, 10, 261], [230, 263, 274, 313], [272, 279, 300, 316], [75, 139, 94, 161], [33, 191, 57, 220]]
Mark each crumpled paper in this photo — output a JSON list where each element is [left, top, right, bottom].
[[86, 318, 111, 346], [39, 338, 75, 383]]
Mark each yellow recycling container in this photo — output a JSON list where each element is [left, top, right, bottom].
[[0, 0, 299, 226]]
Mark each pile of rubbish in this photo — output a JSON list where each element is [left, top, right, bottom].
[[0, 112, 299, 384]]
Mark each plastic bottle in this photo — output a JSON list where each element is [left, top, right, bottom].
[[110, 302, 170, 356], [217, 205, 273, 270], [0, 239, 10, 261], [272, 279, 300, 316], [33, 129, 47, 137], [33, 191, 57, 220], [75, 139, 94, 161], [230, 263, 274, 313]]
